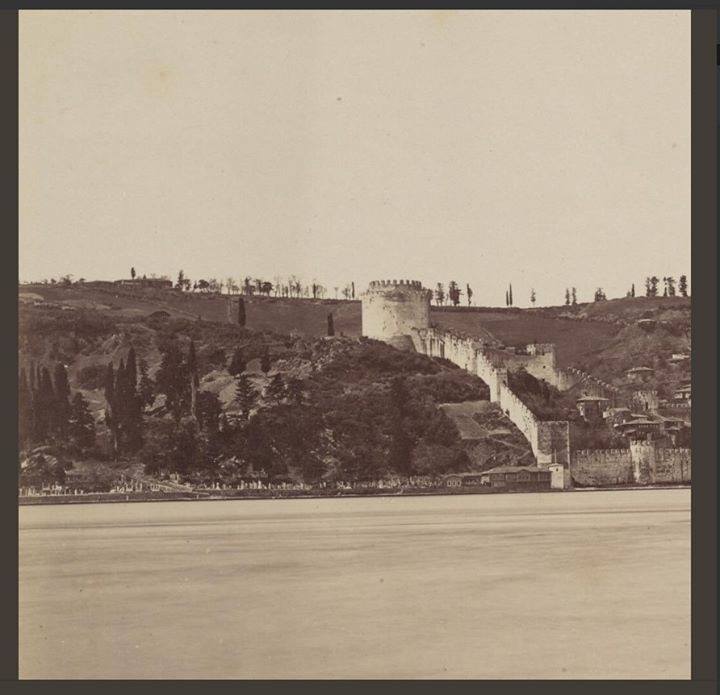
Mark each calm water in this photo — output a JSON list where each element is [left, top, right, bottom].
[[19, 489, 690, 679]]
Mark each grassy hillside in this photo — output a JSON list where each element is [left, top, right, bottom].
[[20, 283, 690, 397]]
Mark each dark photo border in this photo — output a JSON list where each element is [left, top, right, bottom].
[[1, 6, 716, 695]]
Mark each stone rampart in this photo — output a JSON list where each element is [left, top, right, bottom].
[[570, 443, 691, 486], [654, 447, 691, 483], [570, 449, 633, 486], [416, 327, 571, 467], [555, 366, 620, 402]]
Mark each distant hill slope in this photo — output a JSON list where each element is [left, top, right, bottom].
[[19, 282, 690, 383]]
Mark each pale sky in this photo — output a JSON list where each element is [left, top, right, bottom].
[[20, 10, 690, 306]]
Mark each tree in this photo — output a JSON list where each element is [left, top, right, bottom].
[[52, 363, 71, 436], [131, 267, 136, 280], [138, 358, 154, 409], [176, 269, 185, 290], [508, 283, 513, 306], [234, 374, 257, 420], [565, 288, 570, 306], [228, 347, 246, 376], [435, 283, 445, 306], [260, 350, 272, 374], [631, 283, 636, 298], [648, 276, 659, 297], [18, 367, 34, 448], [593, 288, 606, 302], [327, 312, 335, 336], [155, 339, 190, 422], [237, 297, 246, 327], [286, 378, 305, 406], [103, 362, 119, 456], [505, 289, 509, 307], [679, 275, 688, 297], [388, 377, 413, 475], [530, 289, 536, 306], [113, 348, 143, 453], [666, 276, 676, 297], [187, 341, 199, 421], [68, 392, 96, 451], [466, 284, 473, 306], [196, 390, 222, 434], [571, 287, 577, 305], [351, 282, 355, 299], [265, 373, 286, 405]]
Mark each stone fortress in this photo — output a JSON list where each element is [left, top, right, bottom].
[[361, 279, 690, 489]]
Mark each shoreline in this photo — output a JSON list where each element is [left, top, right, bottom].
[[18, 484, 691, 507]]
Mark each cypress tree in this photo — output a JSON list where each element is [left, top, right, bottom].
[[237, 297, 246, 327], [69, 392, 96, 451], [327, 313, 335, 337], [265, 373, 286, 405], [138, 358, 154, 409], [260, 350, 272, 374], [34, 366, 55, 441], [52, 363, 71, 437], [19, 367, 33, 447], [234, 374, 257, 420], [156, 339, 190, 422], [388, 377, 413, 475], [104, 363, 118, 457], [679, 275, 688, 297], [228, 347, 246, 376], [122, 348, 143, 453], [187, 341, 199, 421], [125, 348, 138, 397]]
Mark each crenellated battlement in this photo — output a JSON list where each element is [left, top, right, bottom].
[[367, 279, 425, 290]]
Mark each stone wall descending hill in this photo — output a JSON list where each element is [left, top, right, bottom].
[[418, 328, 571, 467]]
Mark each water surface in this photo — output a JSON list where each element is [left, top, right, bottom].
[[19, 489, 690, 679]]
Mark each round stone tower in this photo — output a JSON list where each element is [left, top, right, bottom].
[[361, 279, 432, 350]]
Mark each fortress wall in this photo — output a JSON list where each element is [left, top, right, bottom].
[[570, 449, 633, 486], [536, 421, 571, 466], [497, 383, 539, 462], [412, 326, 575, 469], [411, 323, 689, 488], [570, 444, 691, 487], [555, 366, 620, 401], [483, 348, 559, 387], [629, 441, 656, 484], [654, 447, 691, 483]]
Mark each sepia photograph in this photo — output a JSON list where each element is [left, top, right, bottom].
[[18, 9, 694, 680]]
